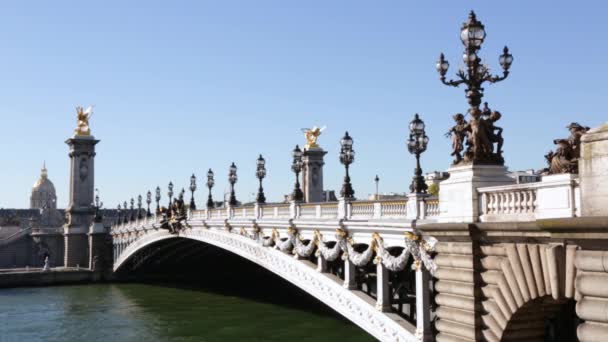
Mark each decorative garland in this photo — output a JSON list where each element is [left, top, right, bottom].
[[236, 226, 437, 274]]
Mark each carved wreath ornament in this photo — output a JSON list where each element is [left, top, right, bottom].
[[238, 226, 438, 274]]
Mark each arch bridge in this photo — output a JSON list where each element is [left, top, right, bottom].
[[111, 173, 608, 342]]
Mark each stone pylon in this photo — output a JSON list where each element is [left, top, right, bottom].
[[302, 147, 327, 203], [64, 135, 99, 267]]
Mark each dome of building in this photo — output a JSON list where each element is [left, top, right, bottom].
[[30, 163, 57, 209]]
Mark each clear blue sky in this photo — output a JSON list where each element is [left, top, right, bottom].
[[0, 1, 606, 209]]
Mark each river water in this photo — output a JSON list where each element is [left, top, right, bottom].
[[0, 284, 374, 342]]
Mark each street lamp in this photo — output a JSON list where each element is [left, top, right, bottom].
[[137, 194, 143, 219], [155, 186, 161, 214], [189, 174, 197, 210], [123, 201, 128, 223], [116, 203, 122, 224], [94, 188, 103, 222], [168, 181, 174, 208], [206, 169, 215, 209], [256, 154, 267, 204], [146, 190, 152, 217], [436, 11, 513, 110], [130, 198, 135, 221], [228, 163, 238, 206], [374, 175, 380, 200], [291, 145, 304, 202], [407, 114, 430, 194], [339, 132, 355, 199]]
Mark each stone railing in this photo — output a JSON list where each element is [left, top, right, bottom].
[[478, 173, 580, 222]]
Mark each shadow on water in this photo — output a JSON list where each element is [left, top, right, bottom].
[[111, 237, 376, 341]]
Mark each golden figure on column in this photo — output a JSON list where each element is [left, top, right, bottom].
[[75, 105, 94, 136]]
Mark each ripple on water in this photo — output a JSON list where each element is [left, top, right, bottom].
[[0, 284, 375, 342]]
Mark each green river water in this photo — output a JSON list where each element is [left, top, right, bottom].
[[0, 284, 374, 342]]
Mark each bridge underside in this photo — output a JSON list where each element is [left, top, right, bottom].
[[116, 237, 358, 318], [113, 229, 419, 341]]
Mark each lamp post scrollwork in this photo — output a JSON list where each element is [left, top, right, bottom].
[[189, 174, 197, 210], [155, 186, 161, 214], [137, 194, 143, 219], [146, 190, 152, 217], [256, 154, 267, 204], [339, 132, 355, 199], [168, 181, 174, 209], [228, 163, 238, 206], [206, 169, 215, 209], [291, 145, 304, 202], [407, 114, 429, 194]]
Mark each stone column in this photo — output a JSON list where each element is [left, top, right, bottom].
[[64, 135, 99, 267], [580, 123, 608, 216], [407, 193, 429, 220], [438, 164, 515, 223], [88, 221, 107, 271], [416, 268, 433, 341], [343, 258, 356, 289], [376, 262, 391, 312], [302, 147, 327, 203]]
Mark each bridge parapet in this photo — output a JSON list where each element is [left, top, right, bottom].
[[478, 174, 580, 222]]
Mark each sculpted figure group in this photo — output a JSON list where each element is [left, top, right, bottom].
[[159, 190, 188, 234], [543, 123, 589, 174], [446, 103, 504, 165]]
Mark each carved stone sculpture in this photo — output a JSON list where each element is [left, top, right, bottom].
[[543, 123, 589, 174]]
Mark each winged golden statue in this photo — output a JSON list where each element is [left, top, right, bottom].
[[301, 126, 326, 149], [75, 105, 94, 136]]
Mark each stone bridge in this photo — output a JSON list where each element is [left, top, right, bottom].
[[110, 173, 608, 342], [109, 122, 608, 342]]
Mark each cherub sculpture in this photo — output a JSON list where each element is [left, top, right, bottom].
[[301, 126, 326, 149], [488, 111, 504, 159], [445, 113, 469, 164], [75, 106, 93, 136]]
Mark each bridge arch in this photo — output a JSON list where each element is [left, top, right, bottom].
[[114, 227, 419, 342]]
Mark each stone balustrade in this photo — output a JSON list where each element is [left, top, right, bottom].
[[478, 174, 581, 222]]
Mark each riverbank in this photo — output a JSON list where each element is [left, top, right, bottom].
[[0, 268, 102, 288]]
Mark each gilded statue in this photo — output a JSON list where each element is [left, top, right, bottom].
[[543, 122, 589, 174], [301, 126, 326, 149], [75, 105, 93, 136]]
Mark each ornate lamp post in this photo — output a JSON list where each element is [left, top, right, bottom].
[[206, 169, 215, 209], [168, 181, 174, 208], [436, 11, 513, 165], [146, 190, 152, 217], [137, 194, 143, 219], [228, 163, 238, 206], [339, 132, 355, 199], [94, 188, 103, 222], [408, 114, 430, 194], [374, 175, 380, 200], [189, 174, 197, 210], [291, 145, 304, 202], [123, 200, 128, 223], [116, 203, 122, 224], [436, 11, 513, 110], [155, 186, 161, 214], [130, 198, 135, 221], [256, 154, 267, 204]]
